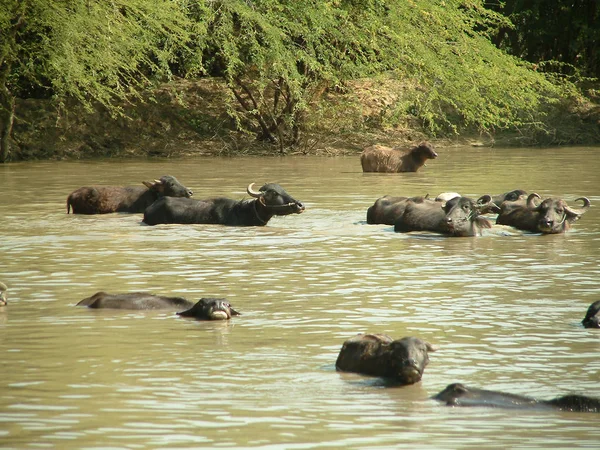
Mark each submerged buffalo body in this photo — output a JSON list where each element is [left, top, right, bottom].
[[394, 195, 494, 237], [77, 292, 240, 320], [143, 183, 305, 226], [582, 300, 600, 329], [335, 334, 436, 384], [433, 383, 600, 413], [67, 175, 193, 214], [366, 195, 429, 225], [360, 142, 438, 173], [0, 282, 7, 307], [496, 193, 591, 234]]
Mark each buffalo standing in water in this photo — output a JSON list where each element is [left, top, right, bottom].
[[67, 175, 193, 214], [143, 182, 305, 226], [77, 292, 240, 320], [496, 193, 590, 234], [582, 300, 600, 329], [433, 383, 600, 413], [335, 334, 437, 384], [360, 141, 438, 173]]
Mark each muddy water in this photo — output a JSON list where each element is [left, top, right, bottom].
[[0, 146, 599, 449]]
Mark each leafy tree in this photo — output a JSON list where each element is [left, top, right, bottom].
[[0, 0, 190, 162], [184, 0, 584, 148], [484, 0, 600, 78]]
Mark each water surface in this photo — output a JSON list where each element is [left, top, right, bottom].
[[1, 146, 599, 449]]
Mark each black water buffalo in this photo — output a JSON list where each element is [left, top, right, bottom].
[[582, 300, 600, 329], [366, 193, 464, 225], [143, 182, 305, 226], [77, 292, 240, 320], [67, 175, 193, 214], [394, 195, 495, 237], [492, 189, 528, 208], [360, 141, 438, 173], [0, 282, 7, 307], [433, 383, 600, 413], [496, 193, 591, 234], [366, 195, 430, 225], [335, 334, 437, 384]]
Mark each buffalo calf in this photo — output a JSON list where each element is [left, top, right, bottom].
[[67, 175, 193, 214], [360, 141, 438, 173], [433, 383, 600, 413], [496, 193, 591, 234], [143, 182, 305, 226], [335, 334, 437, 384]]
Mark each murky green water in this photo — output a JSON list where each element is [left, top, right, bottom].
[[1, 146, 599, 449]]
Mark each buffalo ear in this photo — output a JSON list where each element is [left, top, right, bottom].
[[425, 341, 438, 352], [564, 197, 591, 218], [475, 216, 492, 229], [143, 179, 165, 193]]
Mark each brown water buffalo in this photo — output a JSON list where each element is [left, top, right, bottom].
[[394, 195, 495, 236], [0, 282, 7, 307], [77, 292, 240, 320], [335, 334, 437, 384], [582, 300, 600, 329], [496, 193, 591, 233], [67, 175, 193, 214], [360, 141, 438, 173], [433, 383, 600, 413], [143, 182, 305, 226]]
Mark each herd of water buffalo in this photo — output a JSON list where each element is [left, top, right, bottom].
[[6, 143, 599, 414]]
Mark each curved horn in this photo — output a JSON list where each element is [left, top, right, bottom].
[[247, 183, 264, 198], [476, 194, 492, 206], [527, 193, 542, 210], [564, 197, 591, 217], [0, 282, 7, 291]]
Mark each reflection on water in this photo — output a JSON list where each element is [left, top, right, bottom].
[[0, 146, 599, 448]]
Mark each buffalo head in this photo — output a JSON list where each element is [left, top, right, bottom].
[[582, 300, 600, 329], [443, 195, 494, 236], [177, 298, 241, 320], [527, 193, 591, 234], [142, 175, 193, 198], [247, 183, 305, 216]]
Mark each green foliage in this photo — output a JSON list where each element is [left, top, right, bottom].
[[377, 0, 579, 138], [182, 0, 586, 146], [485, 0, 600, 79], [2, 0, 190, 113]]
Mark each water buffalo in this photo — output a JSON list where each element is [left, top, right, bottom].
[[67, 175, 193, 214], [0, 282, 7, 307], [366, 195, 430, 225], [492, 189, 528, 208], [335, 334, 437, 384], [582, 300, 600, 329], [496, 193, 591, 234], [394, 195, 495, 237], [143, 182, 305, 226], [360, 141, 438, 173], [77, 292, 240, 320], [433, 383, 600, 413]]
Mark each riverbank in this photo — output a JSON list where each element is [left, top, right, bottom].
[[8, 77, 600, 161]]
